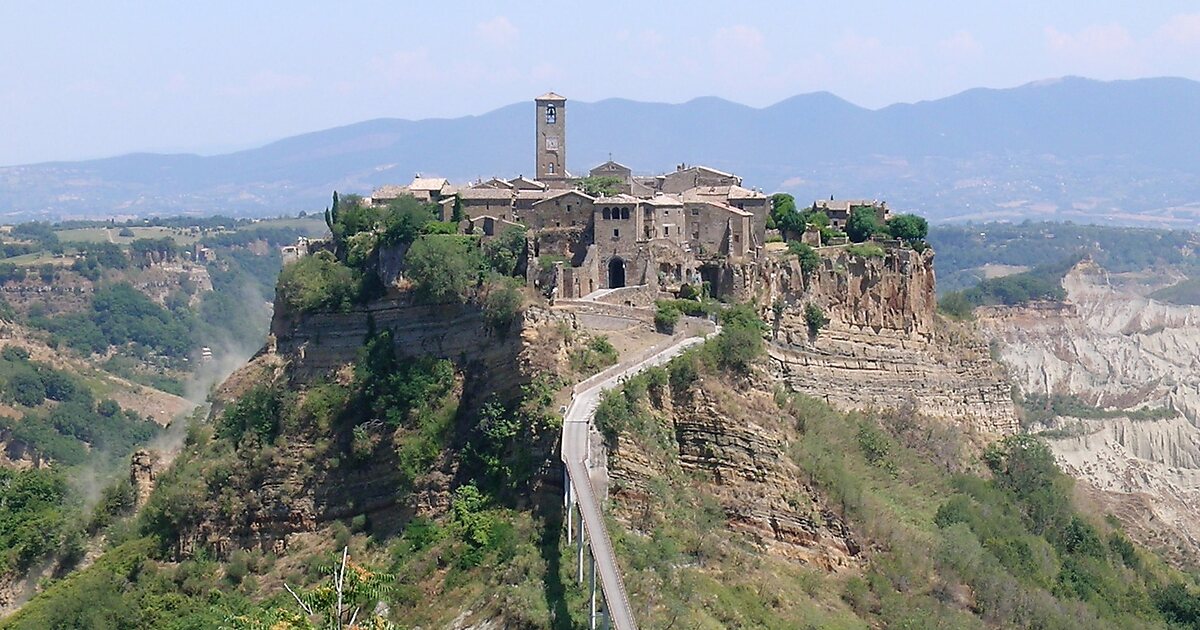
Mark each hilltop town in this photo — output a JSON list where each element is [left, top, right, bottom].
[[354, 92, 895, 301]]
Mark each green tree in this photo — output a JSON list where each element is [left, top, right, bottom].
[[578, 176, 623, 197], [845, 206, 881, 243], [482, 226, 527, 276], [276, 251, 362, 312], [404, 235, 481, 303], [887, 213, 929, 245], [770, 193, 808, 236], [451, 194, 465, 223], [379, 196, 437, 246], [803, 302, 829, 336], [787, 241, 820, 276]]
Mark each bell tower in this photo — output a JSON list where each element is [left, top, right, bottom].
[[535, 92, 567, 187]]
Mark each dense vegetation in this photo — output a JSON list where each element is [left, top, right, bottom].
[[0, 345, 158, 467], [769, 193, 928, 247], [929, 221, 1200, 293], [280, 193, 527, 333], [938, 256, 1078, 318]]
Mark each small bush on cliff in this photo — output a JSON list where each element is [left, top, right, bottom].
[[218, 383, 288, 442], [277, 251, 363, 312], [803, 302, 829, 337], [714, 303, 765, 373], [846, 243, 885, 258], [654, 302, 681, 333], [788, 240, 821, 276], [568, 334, 619, 375], [937, 291, 975, 320], [481, 275, 523, 333]]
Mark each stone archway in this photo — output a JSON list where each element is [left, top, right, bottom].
[[608, 257, 626, 288]]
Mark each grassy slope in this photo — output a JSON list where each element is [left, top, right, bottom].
[[9, 323, 1200, 628]]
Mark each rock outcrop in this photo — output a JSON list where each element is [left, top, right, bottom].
[[757, 247, 1018, 435], [609, 375, 861, 571]]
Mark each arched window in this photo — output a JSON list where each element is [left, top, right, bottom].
[[602, 208, 611, 220], [620, 207, 630, 220], [547, 163, 555, 174], [546, 104, 556, 124]]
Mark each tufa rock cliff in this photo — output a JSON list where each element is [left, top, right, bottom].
[[607, 371, 862, 572], [752, 247, 1017, 435]]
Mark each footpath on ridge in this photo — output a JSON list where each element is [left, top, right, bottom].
[[560, 322, 716, 630]]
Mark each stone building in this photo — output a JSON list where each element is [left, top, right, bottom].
[[813, 199, 889, 229]]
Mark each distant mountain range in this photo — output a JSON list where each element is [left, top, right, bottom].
[[5, 76, 1200, 226]]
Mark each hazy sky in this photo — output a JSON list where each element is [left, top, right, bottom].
[[4, 2, 1200, 165]]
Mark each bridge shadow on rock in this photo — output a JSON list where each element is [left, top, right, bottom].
[[537, 476, 581, 630]]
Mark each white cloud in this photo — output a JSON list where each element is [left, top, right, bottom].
[[1044, 24, 1134, 58], [712, 25, 769, 69], [939, 30, 983, 57], [476, 16, 518, 47], [1156, 13, 1200, 48]]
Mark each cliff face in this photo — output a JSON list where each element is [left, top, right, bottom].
[[174, 296, 578, 556], [270, 292, 571, 395], [977, 260, 1200, 564], [755, 248, 1018, 435], [608, 373, 861, 571]]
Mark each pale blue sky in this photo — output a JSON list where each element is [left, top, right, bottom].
[[4, 1, 1200, 165]]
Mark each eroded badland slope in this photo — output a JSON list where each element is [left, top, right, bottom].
[[978, 259, 1200, 565]]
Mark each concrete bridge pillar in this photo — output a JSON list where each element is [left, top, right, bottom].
[[577, 515, 586, 584]]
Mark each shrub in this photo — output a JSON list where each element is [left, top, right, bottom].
[[276, 251, 362, 313], [482, 276, 523, 332], [655, 302, 681, 333], [218, 384, 286, 442], [714, 303, 765, 373], [405, 235, 481, 303], [483, 227, 527, 277], [938, 291, 975, 320], [846, 243, 886, 258], [788, 241, 821, 275], [803, 302, 829, 337]]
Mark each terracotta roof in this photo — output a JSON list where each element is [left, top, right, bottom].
[[536, 91, 567, 101], [533, 189, 596, 205], [459, 188, 513, 201], [409, 177, 448, 192], [371, 185, 410, 199], [593, 193, 640, 204]]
